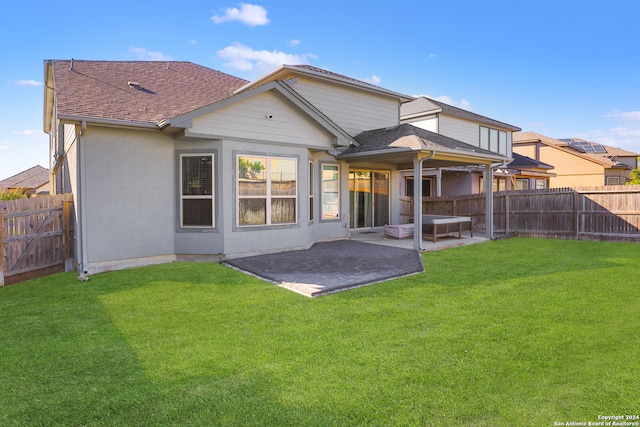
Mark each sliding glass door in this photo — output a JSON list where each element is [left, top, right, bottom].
[[349, 170, 389, 229]]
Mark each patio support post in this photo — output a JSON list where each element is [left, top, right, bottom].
[[484, 163, 494, 239], [413, 156, 424, 250]]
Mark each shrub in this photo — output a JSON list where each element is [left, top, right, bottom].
[[0, 188, 27, 201]]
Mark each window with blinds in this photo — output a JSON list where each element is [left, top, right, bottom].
[[180, 154, 214, 228]]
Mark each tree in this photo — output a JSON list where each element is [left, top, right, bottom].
[[627, 156, 640, 185]]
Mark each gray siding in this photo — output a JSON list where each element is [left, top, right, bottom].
[[83, 127, 175, 266], [290, 78, 400, 136]]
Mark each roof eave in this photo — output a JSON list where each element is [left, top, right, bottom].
[[338, 146, 508, 165], [58, 114, 160, 130]]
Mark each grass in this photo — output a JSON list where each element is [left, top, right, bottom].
[[1, 237, 639, 426]]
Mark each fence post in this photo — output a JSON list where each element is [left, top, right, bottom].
[[574, 191, 580, 240], [505, 193, 510, 234], [0, 212, 4, 286]]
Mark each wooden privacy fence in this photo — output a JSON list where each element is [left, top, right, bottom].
[[1, 194, 74, 286], [400, 185, 640, 243]]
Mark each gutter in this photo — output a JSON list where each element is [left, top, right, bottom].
[[58, 114, 159, 130], [337, 146, 508, 163]]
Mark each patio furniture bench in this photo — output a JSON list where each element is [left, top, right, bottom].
[[421, 215, 473, 243]]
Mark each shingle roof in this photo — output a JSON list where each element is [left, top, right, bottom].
[[401, 96, 521, 131], [49, 60, 249, 125], [342, 123, 498, 156], [513, 131, 630, 169], [0, 165, 49, 190], [508, 152, 553, 169]]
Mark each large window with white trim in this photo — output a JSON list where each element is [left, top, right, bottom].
[[480, 126, 508, 155], [309, 161, 314, 221], [321, 164, 340, 220], [237, 155, 297, 226], [180, 154, 214, 228]]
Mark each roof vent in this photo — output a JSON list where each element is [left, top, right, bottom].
[[128, 81, 141, 89]]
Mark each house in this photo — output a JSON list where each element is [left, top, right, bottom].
[[504, 153, 555, 190], [400, 96, 521, 195], [513, 132, 638, 187], [0, 165, 50, 196], [44, 60, 512, 275]]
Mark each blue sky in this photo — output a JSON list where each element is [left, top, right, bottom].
[[1, 0, 639, 179]]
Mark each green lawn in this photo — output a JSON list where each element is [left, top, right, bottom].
[[1, 238, 639, 426]]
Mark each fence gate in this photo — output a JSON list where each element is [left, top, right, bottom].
[[0, 194, 74, 286]]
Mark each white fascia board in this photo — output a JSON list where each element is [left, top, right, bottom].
[[57, 115, 159, 130]]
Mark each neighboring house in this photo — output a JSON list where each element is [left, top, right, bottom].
[[400, 96, 521, 195], [0, 165, 50, 195], [502, 153, 555, 190], [44, 60, 511, 275], [513, 132, 637, 187]]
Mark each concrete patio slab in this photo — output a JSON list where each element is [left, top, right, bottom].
[[224, 240, 424, 297]]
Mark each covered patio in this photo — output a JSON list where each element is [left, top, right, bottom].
[[339, 124, 510, 250]]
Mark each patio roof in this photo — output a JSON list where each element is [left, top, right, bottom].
[[337, 124, 509, 167], [337, 124, 504, 251]]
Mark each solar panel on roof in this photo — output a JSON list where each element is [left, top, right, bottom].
[[567, 140, 608, 153]]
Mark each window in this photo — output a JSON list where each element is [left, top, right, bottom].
[[309, 161, 314, 221], [479, 176, 507, 192], [535, 179, 547, 189], [515, 178, 529, 190], [237, 155, 297, 226], [180, 154, 214, 228], [480, 126, 507, 155], [405, 177, 432, 198], [321, 164, 340, 219], [606, 176, 620, 185]]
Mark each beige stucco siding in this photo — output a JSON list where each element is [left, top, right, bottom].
[[513, 144, 537, 160], [538, 146, 605, 187], [82, 126, 175, 266], [190, 91, 335, 148], [289, 77, 399, 136]]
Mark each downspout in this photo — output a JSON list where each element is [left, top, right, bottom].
[[76, 121, 90, 279], [413, 151, 436, 251], [484, 163, 495, 240]]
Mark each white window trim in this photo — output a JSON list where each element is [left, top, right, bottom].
[[321, 163, 340, 220], [309, 161, 314, 222], [237, 155, 298, 227], [180, 153, 214, 229]]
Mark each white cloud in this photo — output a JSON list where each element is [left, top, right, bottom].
[[211, 3, 269, 27], [288, 39, 301, 47], [217, 42, 316, 74], [429, 53, 436, 59], [579, 127, 640, 151], [604, 109, 640, 121], [579, 109, 640, 152], [129, 47, 174, 61], [13, 130, 45, 139], [0, 144, 9, 150], [10, 80, 42, 87], [188, 39, 197, 45], [362, 75, 381, 85], [414, 94, 471, 110]]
